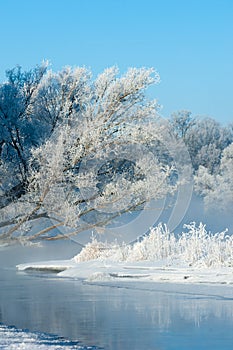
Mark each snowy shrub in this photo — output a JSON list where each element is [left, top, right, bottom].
[[177, 222, 232, 267], [74, 237, 130, 262], [74, 222, 233, 268], [126, 223, 176, 261]]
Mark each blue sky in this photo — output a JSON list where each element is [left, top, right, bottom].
[[0, 0, 232, 124]]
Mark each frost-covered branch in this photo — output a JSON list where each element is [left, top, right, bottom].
[[0, 65, 181, 242]]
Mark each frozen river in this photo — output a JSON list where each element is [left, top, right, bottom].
[[0, 242, 233, 349]]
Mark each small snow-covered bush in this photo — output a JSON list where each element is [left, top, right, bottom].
[[177, 222, 232, 267], [73, 222, 233, 268], [74, 237, 130, 262], [126, 223, 176, 261]]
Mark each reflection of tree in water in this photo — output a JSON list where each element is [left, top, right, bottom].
[[175, 296, 233, 328], [131, 290, 233, 330]]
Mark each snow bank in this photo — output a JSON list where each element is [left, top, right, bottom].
[[17, 222, 233, 290], [73, 222, 233, 268], [17, 259, 76, 272]]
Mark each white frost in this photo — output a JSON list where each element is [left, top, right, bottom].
[[17, 222, 233, 291]]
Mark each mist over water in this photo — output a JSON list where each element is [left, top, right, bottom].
[[0, 190, 232, 349], [176, 194, 233, 235], [0, 202, 233, 350], [83, 194, 233, 246]]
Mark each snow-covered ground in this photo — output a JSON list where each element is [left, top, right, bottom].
[[17, 222, 233, 296]]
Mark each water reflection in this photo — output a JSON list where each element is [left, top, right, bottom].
[[0, 244, 233, 350]]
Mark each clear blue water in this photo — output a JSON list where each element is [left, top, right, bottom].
[[0, 242, 233, 349]]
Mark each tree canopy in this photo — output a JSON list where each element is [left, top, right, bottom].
[[0, 63, 232, 244], [0, 64, 181, 243]]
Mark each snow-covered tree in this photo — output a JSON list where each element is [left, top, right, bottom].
[[170, 112, 233, 174], [0, 62, 48, 208], [0, 66, 183, 243], [34, 66, 91, 134], [169, 110, 195, 140], [188, 118, 233, 173], [195, 143, 233, 212]]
